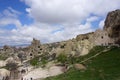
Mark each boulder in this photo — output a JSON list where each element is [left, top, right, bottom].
[[74, 64, 86, 70], [5, 57, 15, 63]]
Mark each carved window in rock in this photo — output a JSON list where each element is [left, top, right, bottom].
[[40, 48, 42, 50], [30, 53, 33, 56], [21, 69, 26, 74], [38, 52, 41, 54], [108, 34, 111, 37], [82, 39, 84, 40], [101, 36, 103, 39], [112, 25, 120, 37], [60, 44, 66, 48], [38, 46, 40, 48], [86, 36, 89, 39]]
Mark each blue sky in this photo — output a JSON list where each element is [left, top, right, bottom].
[[0, 0, 120, 46], [0, 0, 33, 26]]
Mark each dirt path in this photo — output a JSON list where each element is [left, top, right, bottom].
[[80, 49, 110, 63]]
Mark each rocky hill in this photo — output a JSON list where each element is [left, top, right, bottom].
[[104, 9, 120, 44]]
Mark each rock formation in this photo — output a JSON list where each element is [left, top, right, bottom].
[[104, 9, 120, 45], [94, 29, 114, 46], [27, 38, 42, 59], [0, 68, 10, 80]]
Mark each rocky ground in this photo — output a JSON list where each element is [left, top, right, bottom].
[[21, 66, 64, 80]]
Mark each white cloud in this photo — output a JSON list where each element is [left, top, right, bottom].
[[1, 7, 21, 18], [2, 20, 92, 45], [99, 19, 105, 29], [0, 7, 22, 28], [87, 16, 99, 22], [22, 0, 120, 24], [0, 18, 22, 28], [0, 0, 120, 46], [0, 7, 24, 46]]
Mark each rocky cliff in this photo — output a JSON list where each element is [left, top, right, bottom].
[[104, 9, 120, 44]]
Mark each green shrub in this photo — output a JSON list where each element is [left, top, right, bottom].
[[0, 55, 8, 60], [30, 54, 48, 67], [57, 53, 67, 63], [30, 57, 39, 66]]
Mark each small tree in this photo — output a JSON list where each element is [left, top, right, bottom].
[[6, 62, 17, 71], [18, 53, 26, 63], [57, 53, 67, 64], [30, 57, 39, 66]]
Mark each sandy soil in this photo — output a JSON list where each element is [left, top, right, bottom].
[[22, 66, 64, 80]]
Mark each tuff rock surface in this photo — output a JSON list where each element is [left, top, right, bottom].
[[104, 9, 120, 44]]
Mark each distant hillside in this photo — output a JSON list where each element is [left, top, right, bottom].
[[0, 44, 29, 48]]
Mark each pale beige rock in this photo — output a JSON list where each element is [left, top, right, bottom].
[[22, 66, 63, 80], [0, 68, 10, 78], [94, 29, 114, 46], [5, 57, 15, 63], [0, 60, 6, 67], [74, 64, 86, 70]]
